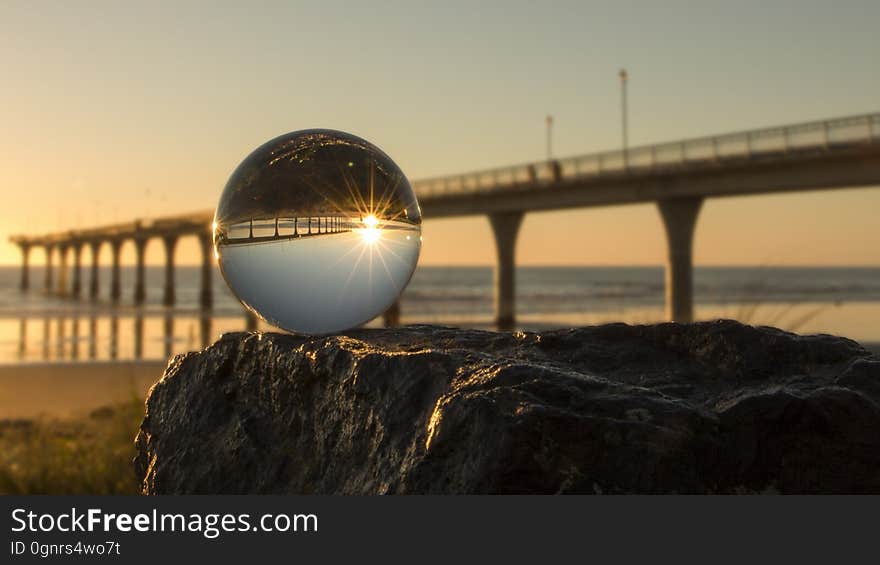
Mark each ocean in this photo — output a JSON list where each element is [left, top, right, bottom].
[[1, 265, 878, 363]]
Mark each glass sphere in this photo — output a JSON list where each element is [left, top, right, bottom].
[[214, 129, 421, 334]]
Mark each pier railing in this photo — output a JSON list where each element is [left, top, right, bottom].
[[221, 216, 351, 244], [412, 112, 880, 197]]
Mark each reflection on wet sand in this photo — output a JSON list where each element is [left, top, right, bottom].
[[164, 313, 173, 359], [18, 318, 25, 361], [56, 316, 65, 359], [5, 300, 880, 363], [71, 316, 79, 360], [42, 316, 50, 360], [134, 314, 143, 360], [89, 315, 97, 360], [10, 308, 249, 362], [110, 314, 118, 361]]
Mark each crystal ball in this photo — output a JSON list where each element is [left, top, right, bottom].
[[213, 129, 421, 334]]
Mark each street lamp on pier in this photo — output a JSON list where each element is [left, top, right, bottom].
[[619, 68, 629, 169]]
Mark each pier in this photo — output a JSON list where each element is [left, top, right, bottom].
[[218, 216, 352, 245], [10, 112, 880, 329], [11, 213, 213, 308]]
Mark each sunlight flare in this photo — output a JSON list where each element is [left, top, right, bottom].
[[359, 214, 382, 244]]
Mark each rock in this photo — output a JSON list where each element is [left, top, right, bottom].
[[134, 320, 880, 494]]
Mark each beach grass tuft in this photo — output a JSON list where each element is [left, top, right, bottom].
[[0, 396, 143, 495]]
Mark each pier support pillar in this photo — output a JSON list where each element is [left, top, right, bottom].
[[198, 231, 213, 310], [18, 243, 30, 291], [57, 244, 69, 297], [383, 300, 401, 327], [110, 240, 123, 303], [134, 237, 148, 305], [162, 235, 178, 306], [244, 309, 258, 331], [201, 314, 213, 348], [43, 245, 54, 294], [70, 244, 82, 298], [89, 242, 101, 301], [657, 197, 703, 323], [488, 211, 524, 331]]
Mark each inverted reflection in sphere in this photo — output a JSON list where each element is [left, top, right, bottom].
[[213, 129, 421, 334]]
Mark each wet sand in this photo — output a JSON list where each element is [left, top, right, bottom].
[[0, 360, 166, 419]]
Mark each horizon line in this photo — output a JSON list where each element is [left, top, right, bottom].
[[0, 262, 879, 269]]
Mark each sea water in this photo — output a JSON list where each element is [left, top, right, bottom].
[[0, 265, 878, 362]]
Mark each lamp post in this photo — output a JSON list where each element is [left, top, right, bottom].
[[545, 114, 554, 161], [619, 68, 629, 169]]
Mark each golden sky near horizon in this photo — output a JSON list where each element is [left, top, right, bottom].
[[1, 1, 878, 267]]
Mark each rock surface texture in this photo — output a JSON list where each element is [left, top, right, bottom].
[[134, 320, 880, 494]]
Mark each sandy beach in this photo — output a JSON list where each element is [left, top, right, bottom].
[[0, 360, 166, 419]]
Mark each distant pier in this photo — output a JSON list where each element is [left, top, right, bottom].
[[11, 213, 214, 309]]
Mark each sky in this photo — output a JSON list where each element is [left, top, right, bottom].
[[1, 0, 878, 267]]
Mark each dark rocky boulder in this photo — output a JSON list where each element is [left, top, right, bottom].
[[134, 320, 880, 494]]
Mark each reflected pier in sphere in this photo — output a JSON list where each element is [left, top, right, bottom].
[[218, 217, 420, 335], [216, 215, 415, 246]]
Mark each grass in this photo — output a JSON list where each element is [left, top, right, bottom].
[[0, 396, 143, 495], [721, 282, 828, 334]]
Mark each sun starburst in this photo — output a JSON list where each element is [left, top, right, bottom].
[[358, 214, 382, 244]]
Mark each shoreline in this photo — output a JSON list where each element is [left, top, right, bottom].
[[0, 332, 876, 421]]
